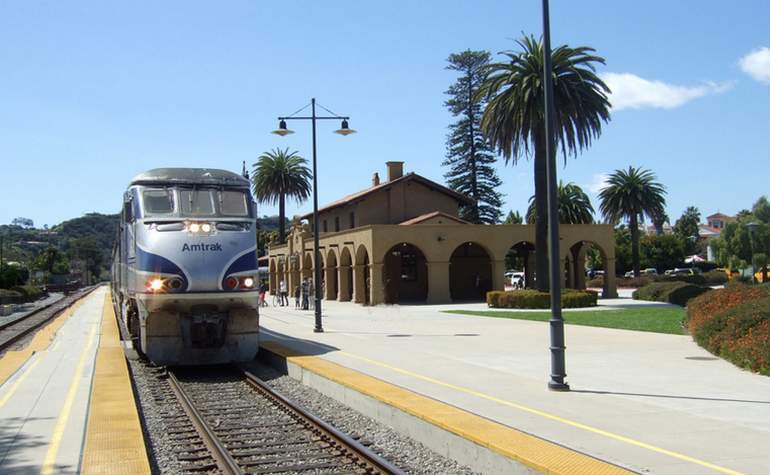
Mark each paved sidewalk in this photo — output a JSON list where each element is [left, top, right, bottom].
[[260, 298, 770, 474], [0, 287, 104, 474]]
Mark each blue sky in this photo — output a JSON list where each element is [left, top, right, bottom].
[[1, 1, 768, 227]]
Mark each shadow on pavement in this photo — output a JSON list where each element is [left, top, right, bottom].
[[571, 389, 770, 404]]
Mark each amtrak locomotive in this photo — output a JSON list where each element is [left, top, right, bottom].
[[111, 168, 259, 365]]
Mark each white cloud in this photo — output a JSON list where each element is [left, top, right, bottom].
[[601, 73, 733, 111], [739, 47, 770, 84], [584, 173, 610, 194]]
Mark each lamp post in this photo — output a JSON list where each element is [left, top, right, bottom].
[[542, 0, 569, 391], [746, 221, 760, 283], [272, 98, 356, 333]]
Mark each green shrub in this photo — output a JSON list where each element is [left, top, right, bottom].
[[487, 289, 597, 309], [0, 289, 23, 305], [633, 281, 711, 306], [10, 285, 45, 302], [658, 274, 707, 285], [693, 298, 770, 375], [701, 270, 728, 285]]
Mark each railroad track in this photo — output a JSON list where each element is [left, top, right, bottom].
[[0, 286, 98, 353], [165, 365, 405, 475]]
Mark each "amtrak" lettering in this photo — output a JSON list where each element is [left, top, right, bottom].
[[182, 243, 223, 252]]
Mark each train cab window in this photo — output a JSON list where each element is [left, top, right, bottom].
[[219, 191, 249, 216], [143, 189, 175, 215], [180, 189, 215, 216]]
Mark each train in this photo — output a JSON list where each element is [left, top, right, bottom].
[[111, 168, 260, 365]]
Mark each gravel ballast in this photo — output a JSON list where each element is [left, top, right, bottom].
[[130, 357, 477, 474]]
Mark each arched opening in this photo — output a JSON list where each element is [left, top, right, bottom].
[[506, 241, 536, 289], [354, 245, 371, 305], [302, 253, 313, 280], [383, 243, 428, 304], [289, 253, 300, 295], [269, 259, 277, 293], [325, 250, 338, 300], [339, 248, 353, 302], [450, 242, 492, 301], [569, 240, 615, 298]]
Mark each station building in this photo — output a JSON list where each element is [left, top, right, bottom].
[[267, 161, 617, 305]]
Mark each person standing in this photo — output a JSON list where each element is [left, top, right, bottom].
[[294, 284, 301, 309], [279, 279, 288, 306], [301, 278, 309, 310]]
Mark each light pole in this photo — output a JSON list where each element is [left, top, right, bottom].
[[746, 221, 760, 283], [272, 98, 356, 333], [542, 0, 569, 391]]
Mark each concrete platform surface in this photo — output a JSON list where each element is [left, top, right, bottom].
[[260, 298, 770, 475], [0, 288, 104, 474]]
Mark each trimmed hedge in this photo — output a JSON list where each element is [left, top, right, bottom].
[[693, 298, 770, 375], [0, 289, 24, 305], [658, 274, 707, 285], [632, 281, 711, 306], [701, 270, 728, 285], [487, 289, 598, 309], [10, 285, 45, 301], [686, 284, 770, 334]]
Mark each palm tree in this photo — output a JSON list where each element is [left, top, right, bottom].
[[526, 181, 594, 224], [477, 35, 610, 290], [252, 148, 312, 243], [599, 166, 667, 277]]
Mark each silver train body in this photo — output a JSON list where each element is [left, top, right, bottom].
[[111, 168, 259, 365]]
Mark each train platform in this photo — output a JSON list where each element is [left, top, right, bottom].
[[260, 298, 770, 474], [0, 286, 149, 474]]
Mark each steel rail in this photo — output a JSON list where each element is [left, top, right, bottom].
[[166, 370, 245, 475], [240, 367, 406, 475], [0, 286, 98, 353]]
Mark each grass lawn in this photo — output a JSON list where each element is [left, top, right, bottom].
[[443, 306, 687, 335]]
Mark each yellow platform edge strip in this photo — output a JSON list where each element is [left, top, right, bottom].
[[0, 292, 89, 387], [81, 292, 151, 475], [261, 340, 630, 475]]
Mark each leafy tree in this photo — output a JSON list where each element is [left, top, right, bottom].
[[599, 166, 667, 277], [673, 206, 700, 254], [613, 226, 633, 275], [11, 217, 34, 228], [477, 35, 610, 290], [252, 148, 312, 243], [504, 210, 523, 224], [0, 264, 28, 288], [650, 208, 669, 236], [526, 181, 594, 224], [640, 234, 685, 273], [443, 50, 504, 224], [34, 246, 60, 273], [752, 196, 770, 223]]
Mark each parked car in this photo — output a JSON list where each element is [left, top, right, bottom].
[[505, 270, 525, 288], [642, 268, 658, 275], [669, 267, 701, 276]]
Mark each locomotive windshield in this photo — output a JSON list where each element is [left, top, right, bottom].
[[140, 187, 251, 218]]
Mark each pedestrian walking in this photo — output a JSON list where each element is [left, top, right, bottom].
[[294, 285, 301, 309]]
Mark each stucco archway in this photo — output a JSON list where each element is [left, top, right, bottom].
[[354, 245, 371, 305], [383, 243, 428, 304], [566, 240, 617, 298], [450, 242, 492, 301], [338, 247, 353, 301], [325, 250, 338, 300]]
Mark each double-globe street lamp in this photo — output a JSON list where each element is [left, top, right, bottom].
[[272, 98, 356, 333]]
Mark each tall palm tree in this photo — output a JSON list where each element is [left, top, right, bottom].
[[526, 181, 594, 224], [599, 166, 667, 277], [252, 148, 312, 243], [477, 35, 611, 291]]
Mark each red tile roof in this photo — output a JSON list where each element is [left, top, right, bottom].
[[300, 172, 474, 220]]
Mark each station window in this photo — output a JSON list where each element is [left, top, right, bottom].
[[349, 212, 355, 229], [334, 216, 340, 232], [323, 220, 328, 233]]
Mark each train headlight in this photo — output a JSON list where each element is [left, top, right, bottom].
[[201, 223, 212, 233], [189, 223, 200, 233], [241, 277, 255, 288], [147, 278, 164, 292]]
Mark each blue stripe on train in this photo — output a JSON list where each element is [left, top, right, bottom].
[[136, 246, 189, 290]]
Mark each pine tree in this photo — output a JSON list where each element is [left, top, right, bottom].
[[442, 50, 504, 224]]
